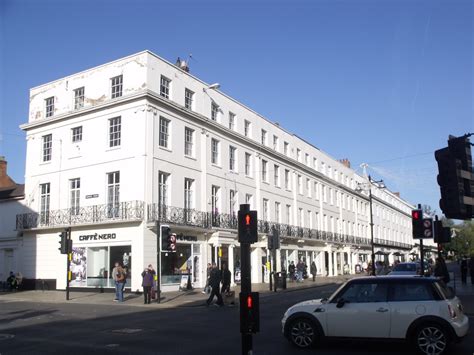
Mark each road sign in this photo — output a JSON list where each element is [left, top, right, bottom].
[[422, 218, 433, 239]]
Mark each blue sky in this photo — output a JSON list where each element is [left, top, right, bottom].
[[1, 0, 472, 215]]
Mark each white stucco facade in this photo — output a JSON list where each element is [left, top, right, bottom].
[[15, 50, 435, 292]]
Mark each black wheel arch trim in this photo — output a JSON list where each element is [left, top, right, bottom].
[[284, 312, 325, 338], [406, 315, 456, 341]]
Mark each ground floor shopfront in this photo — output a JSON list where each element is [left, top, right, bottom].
[[13, 221, 413, 292]]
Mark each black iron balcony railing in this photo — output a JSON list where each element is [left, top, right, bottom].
[[147, 204, 374, 248], [374, 238, 412, 250], [16, 200, 145, 230]]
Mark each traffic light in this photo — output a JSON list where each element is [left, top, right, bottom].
[[160, 225, 171, 252], [411, 209, 423, 239], [422, 218, 433, 239], [267, 227, 280, 250], [240, 292, 260, 333], [435, 135, 473, 219], [238, 210, 258, 243], [58, 231, 67, 254], [434, 221, 452, 244], [167, 233, 177, 252]]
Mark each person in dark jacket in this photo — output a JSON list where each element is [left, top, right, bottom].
[[288, 261, 296, 282], [206, 263, 224, 306], [141, 267, 154, 304], [221, 262, 231, 294], [310, 261, 317, 282], [460, 258, 468, 284], [434, 257, 450, 284]]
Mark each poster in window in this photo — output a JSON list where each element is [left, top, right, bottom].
[[70, 247, 87, 287]]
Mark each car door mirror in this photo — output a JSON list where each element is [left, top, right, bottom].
[[336, 298, 346, 308], [321, 297, 328, 303]]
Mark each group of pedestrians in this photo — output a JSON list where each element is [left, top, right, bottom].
[[112, 261, 132, 303], [204, 262, 231, 307], [288, 260, 317, 282]]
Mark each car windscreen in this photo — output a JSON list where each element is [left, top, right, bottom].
[[393, 263, 417, 272]]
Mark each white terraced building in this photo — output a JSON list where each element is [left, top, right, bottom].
[[14, 50, 435, 292]]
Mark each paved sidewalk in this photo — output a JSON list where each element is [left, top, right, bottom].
[[0, 274, 354, 308]]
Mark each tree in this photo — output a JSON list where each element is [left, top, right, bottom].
[[445, 221, 474, 257]]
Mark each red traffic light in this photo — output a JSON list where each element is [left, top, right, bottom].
[[247, 295, 253, 309], [245, 214, 251, 226], [412, 210, 421, 220]]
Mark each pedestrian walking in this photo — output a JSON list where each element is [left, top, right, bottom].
[[296, 260, 304, 282], [206, 263, 224, 306], [202, 263, 212, 294], [221, 262, 231, 294], [288, 261, 296, 282], [460, 257, 468, 284], [434, 257, 450, 284], [112, 262, 126, 302], [310, 261, 317, 282], [146, 264, 157, 300], [141, 267, 154, 304], [469, 257, 474, 285]]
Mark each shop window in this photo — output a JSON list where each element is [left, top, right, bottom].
[[161, 244, 192, 285]]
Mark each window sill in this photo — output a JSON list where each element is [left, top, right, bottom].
[[211, 163, 222, 169], [185, 155, 197, 161], [39, 161, 52, 166], [106, 146, 121, 152], [159, 146, 172, 153]]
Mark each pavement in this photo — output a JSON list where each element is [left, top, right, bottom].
[[0, 274, 354, 308]]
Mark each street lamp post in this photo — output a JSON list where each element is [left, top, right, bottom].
[[356, 173, 385, 277]]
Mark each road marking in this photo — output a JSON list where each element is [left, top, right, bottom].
[[0, 334, 15, 341], [111, 328, 143, 334]]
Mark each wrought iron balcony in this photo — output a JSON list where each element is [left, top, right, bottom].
[[147, 204, 376, 248], [16, 200, 145, 230]]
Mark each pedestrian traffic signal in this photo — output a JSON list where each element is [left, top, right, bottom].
[[167, 233, 177, 251], [411, 209, 423, 239], [238, 210, 258, 243], [435, 135, 473, 220], [267, 227, 280, 250], [160, 225, 171, 252], [422, 218, 433, 239], [240, 292, 260, 333], [58, 231, 68, 254]]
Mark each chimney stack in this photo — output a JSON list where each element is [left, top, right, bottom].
[[339, 158, 351, 169], [0, 156, 15, 188]]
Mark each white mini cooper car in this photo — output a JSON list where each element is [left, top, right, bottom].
[[282, 276, 469, 355]]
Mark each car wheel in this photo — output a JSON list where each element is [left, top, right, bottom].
[[288, 318, 318, 349], [413, 322, 450, 355]]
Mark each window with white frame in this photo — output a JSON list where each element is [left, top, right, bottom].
[[229, 112, 235, 130], [184, 88, 194, 110], [211, 102, 219, 121], [273, 135, 278, 151], [245, 193, 253, 209], [109, 117, 121, 147], [211, 138, 220, 165], [184, 178, 194, 210], [298, 175, 303, 194], [285, 169, 290, 190], [70, 178, 80, 215], [211, 185, 220, 215], [160, 75, 171, 99], [159, 117, 170, 148], [158, 171, 169, 208], [45, 97, 54, 117], [305, 153, 309, 165], [107, 171, 120, 218], [263, 198, 269, 221], [314, 182, 319, 200], [261, 129, 267, 145], [261, 159, 268, 182], [111, 75, 123, 98], [39, 182, 50, 224], [298, 208, 303, 227], [284, 141, 289, 156], [229, 146, 237, 171], [184, 127, 194, 157], [330, 188, 334, 205], [274, 202, 280, 223], [72, 126, 82, 143], [306, 178, 311, 197], [74, 87, 85, 109], [313, 157, 318, 170], [229, 189, 237, 216], [297, 148, 301, 162], [286, 204, 291, 224], [245, 153, 251, 176], [42, 134, 52, 162], [315, 212, 320, 230], [323, 185, 327, 202], [244, 120, 251, 137], [274, 164, 280, 186], [307, 210, 312, 229]]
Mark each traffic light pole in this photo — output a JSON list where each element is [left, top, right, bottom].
[[241, 241, 253, 355], [418, 204, 425, 276], [66, 227, 71, 301], [156, 221, 161, 304]]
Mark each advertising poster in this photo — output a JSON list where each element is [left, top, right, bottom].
[[69, 247, 87, 287]]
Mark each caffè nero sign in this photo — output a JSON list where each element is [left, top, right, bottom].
[[79, 233, 117, 241]]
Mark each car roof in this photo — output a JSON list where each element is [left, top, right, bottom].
[[347, 276, 437, 284]]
